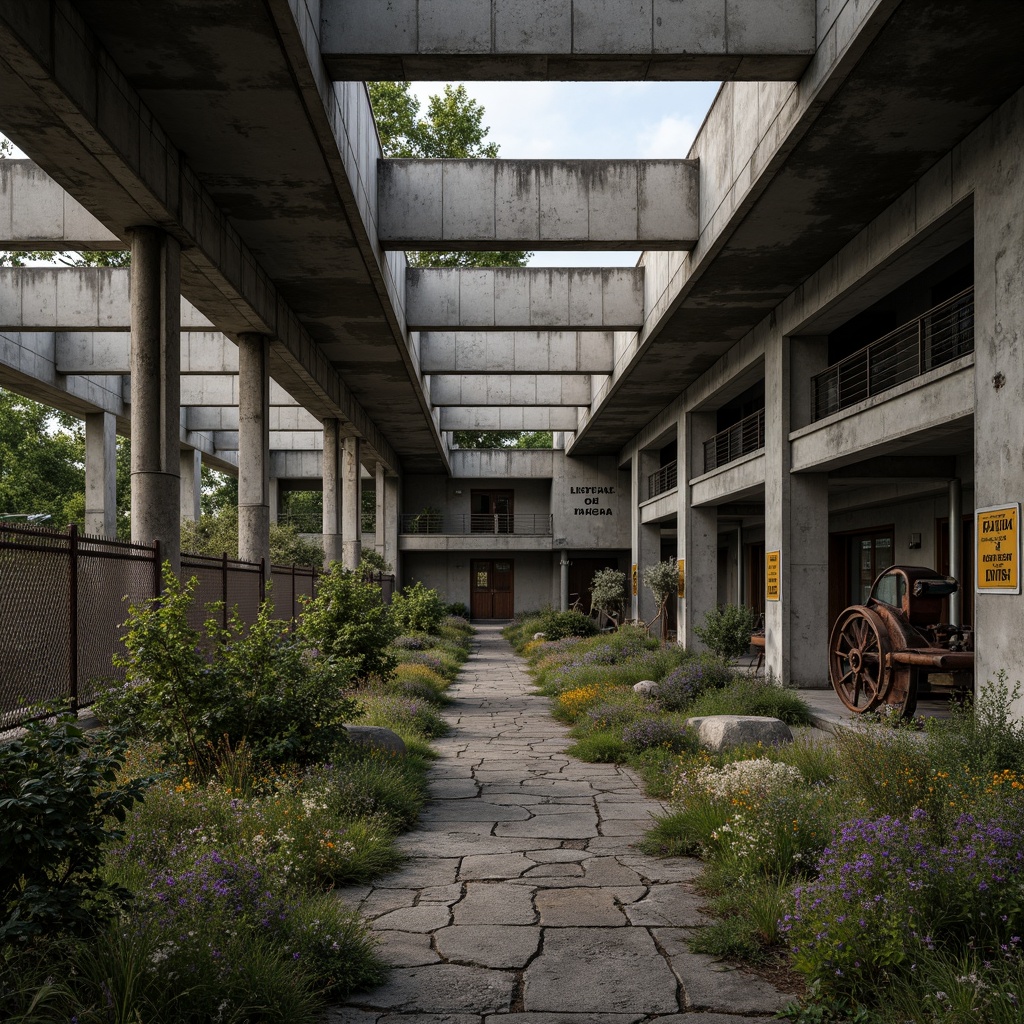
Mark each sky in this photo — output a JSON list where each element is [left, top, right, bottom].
[[408, 80, 720, 267]]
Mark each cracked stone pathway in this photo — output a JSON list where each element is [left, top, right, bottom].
[[330, 625, 789, 1024]]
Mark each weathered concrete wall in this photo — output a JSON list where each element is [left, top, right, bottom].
[[420, 331, 614, 375], [449, 449, 555, 480], [55, 331, 238, 374], [406, 268, 644, 330], [428, 374, 591, 407], [378, 160, 697, 250], [551, 454, 631, 550], [0, 159, 120, 248], [690, 451, 766, 507], [438, 407, 579, 431], [321, 0, 816, 80]]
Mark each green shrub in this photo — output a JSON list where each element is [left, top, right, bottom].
[[693, 604, 760, 659], [390, 581, 446, 635], [389, 663, 450, 704], [358, 549, 392, 575], [685, 676, 812, 725], [589, 567, 627, 619], [537, 608, 599, 642], [565, 731, 629, 763], [0, 712, 151, 943], [357, 693, 449, 740], [655, 655, 735, 711], [299, 563, 399, 682], [103, 572, 358, 768]]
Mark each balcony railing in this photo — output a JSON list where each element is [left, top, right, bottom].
[[703, 407, 765, 473], [401, 513, 553, 536], [647, 461, 678, 499], [811, 288, 974, 421]]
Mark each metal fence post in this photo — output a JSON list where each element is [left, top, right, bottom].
[[222, 551, 229, 628], [69, 524, 79, 712]]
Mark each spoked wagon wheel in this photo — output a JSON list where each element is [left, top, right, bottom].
[[829, 606, 893, 713]]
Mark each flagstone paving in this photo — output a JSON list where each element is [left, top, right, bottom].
[[330, 625, 790, 1023]]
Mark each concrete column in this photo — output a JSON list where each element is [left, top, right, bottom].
[[764, 332, 829, 686], [322, 417, 342, 566], [237, 333, 271, 570], [179, 448, 201, 522], [948, 478, 962, 627], [677, 411, 718, 648], [560, 549, 570, 611], [129, 226, 181, 571], [384, 474, 400, 582], [374, 463, 386, 561], [341, 434, 362, 570], [973, 90, 1024, 716], [84, 411, 116, 538], [269, 477, 280, 525], [630, 448, 660, 623]]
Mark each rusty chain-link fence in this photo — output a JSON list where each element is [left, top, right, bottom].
[[0, 524, 394, 729]]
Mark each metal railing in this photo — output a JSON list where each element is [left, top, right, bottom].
[[647, 461, 678, 499], [0, 523, 395, 729], [401, 513, 553, 535], [703, 407, 766, 472], [811, 288, 974, 421]]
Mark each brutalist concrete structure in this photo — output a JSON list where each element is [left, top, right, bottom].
[[1, 1, 1023, 712]]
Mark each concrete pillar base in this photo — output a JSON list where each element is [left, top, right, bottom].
[[132, 471, 181, 568]]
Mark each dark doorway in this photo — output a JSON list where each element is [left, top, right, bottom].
[[828, 526, 895, 627], [471, 490, 514, 533], [471, 559, 514, 619], [568, 557, 619, 613]]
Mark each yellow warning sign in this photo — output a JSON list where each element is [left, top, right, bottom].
[[766, 550, 781, 602], [631, 563, 638, 596], [677, 559, 685, 599], [976, 503, 1020, 594]]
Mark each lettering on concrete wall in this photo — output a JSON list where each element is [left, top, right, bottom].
[[766, 550, 781, 602], [570, 485, 616, 516], [976, 503, 1020, 594], [677, 558, 685, 598], [631, 563, 638, 596]]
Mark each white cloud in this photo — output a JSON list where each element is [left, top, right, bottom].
[[638, 114, 701, 159]]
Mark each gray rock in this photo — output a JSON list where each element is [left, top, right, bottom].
[[533, 631, 546, 640], [686, 715, 793, 751], [362, 964, 514, 1013], [373, 929, 442, 967], [453, 882, 537, 925], [344, 724, 407, 755], [535, 887, 626, 927], [632, 680, 659, 695], [522, 927, 678, 1014], [434, 924, 541, 968], [371, 904, 451, 933]]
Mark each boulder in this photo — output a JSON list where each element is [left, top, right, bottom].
[[533, 632, 546, 641], [344, 724, 407, 756], [633, 680, 659, 696], [686, 715, 793, 752]]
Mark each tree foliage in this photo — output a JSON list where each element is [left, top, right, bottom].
[[451, 430, 553, 449], [367, 81, 529, 270]]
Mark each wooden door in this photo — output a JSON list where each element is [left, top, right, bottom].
[[471, 559, 515, 619]]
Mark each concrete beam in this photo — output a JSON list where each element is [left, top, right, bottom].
[[321, 0, 816, 81], [212, 430, 323, 452], [0, 159, 121, 249], [406, 268, 644, 330], [438, 406, 579, 431], [0, 268, 211, 331], [54, 330, 238, 374], [379, 160, 698, 250], [185, 406, 321, 432], [428, 374, 591, 407], [173, 377, 298, 408], [420, 331, 614, 374]]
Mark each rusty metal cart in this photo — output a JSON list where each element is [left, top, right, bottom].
[[828, 565, 973, 717]]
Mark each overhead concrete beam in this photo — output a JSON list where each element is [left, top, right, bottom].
[[379, 160, 698, 250], [0, 268, 211, 331], [0, 159, 122, 249], [406, 268, 643, 331], [213, 430, 323, 452], [186, 406, 321, 432], [55, 330, 238, 374], [321, 0, 816, 81], [0, 0, 400, 470], [271, 449, 322, 480], [172, 376, 299, 408], [428, 374, 591, 407], [438, 406, 579, 431], [420, 331, 614, 374]]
